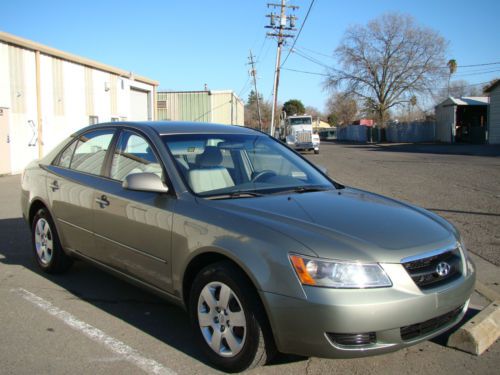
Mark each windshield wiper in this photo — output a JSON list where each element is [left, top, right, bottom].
[[272, 186, 331, 195], [205, 191, 265, 200]]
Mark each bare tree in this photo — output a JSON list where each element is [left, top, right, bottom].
[[437, 80, 481, 101], [325, 13, 448, 126], [326, 92, 358, 126]]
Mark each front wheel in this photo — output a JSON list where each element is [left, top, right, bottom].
[[189, 261, 275, 372], [31, 208, 73, 273], [314, 149, 320, 154]]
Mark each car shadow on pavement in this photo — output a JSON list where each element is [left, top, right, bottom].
[[339, 142, 500, 157], [0, 217, 306, 370], [430, 307, 481, 347]]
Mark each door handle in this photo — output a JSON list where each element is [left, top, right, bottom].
[[95, 195, 110, 208], [49, 180, 59, 192]]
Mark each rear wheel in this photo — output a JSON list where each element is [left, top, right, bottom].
[[31, 208, 73, 273], [189, 261, 275, 372]]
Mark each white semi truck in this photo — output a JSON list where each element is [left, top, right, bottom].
[[280, 115, 320, 154]]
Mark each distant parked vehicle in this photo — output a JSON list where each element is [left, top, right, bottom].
[[319, 128, 337, 141], [280, 115, 320, 154], [22, 121, 475, 372]]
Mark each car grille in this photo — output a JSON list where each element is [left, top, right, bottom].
[[402, 248, 462, 289], [400, 305, 464, 341], [297, 131, 312, 143]]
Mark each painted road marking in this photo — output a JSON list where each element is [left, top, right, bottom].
[[11, 288, 177, 375]]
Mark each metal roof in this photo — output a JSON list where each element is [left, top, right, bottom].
[[436, 96, 489, 108], [0, 31, 158, 86]]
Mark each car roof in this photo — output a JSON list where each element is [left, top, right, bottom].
[[81, 121, 262, 136]]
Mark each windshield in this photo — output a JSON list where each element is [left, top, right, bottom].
[[162, 133, 333, 198], [288, 117, 312, 125]]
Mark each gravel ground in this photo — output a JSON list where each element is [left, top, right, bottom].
[[306, 142, 500, 266]]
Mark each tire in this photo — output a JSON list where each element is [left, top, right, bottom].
[[314, 149, 320, 154], [31, 208, 73, 273], [189, 261, 275, 372]]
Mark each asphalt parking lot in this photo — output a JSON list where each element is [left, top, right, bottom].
[[0, 142, 499, 374]]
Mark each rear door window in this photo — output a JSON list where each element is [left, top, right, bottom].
[[70, 130, 115, 175]]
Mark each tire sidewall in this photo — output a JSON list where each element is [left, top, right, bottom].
[[189, 262, 264, 372], [31, 208, 64, 272]]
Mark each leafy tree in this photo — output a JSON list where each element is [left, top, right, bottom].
[[325, 13, 447, 127], [282, 99, 305, 117], [245, 90, 272, 131]]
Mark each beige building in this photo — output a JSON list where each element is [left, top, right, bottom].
[[0, 32, 158, 174], [157, 90, 244, 126]]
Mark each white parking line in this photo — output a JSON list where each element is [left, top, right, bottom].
[[11, 288, 177, 375]]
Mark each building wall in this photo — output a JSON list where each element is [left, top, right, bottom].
[[489, 86, 500, 144], [435, 104, 455, 143], [0, 39, 156, 174], [157, 91, 244, 125]]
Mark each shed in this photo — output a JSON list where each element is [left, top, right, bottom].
[[157, 90, 244, 126], [0, 31, 158, 175], [435, 97, 489, 144], [484, 79, 500, 144]]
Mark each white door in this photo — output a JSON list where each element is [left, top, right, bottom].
[[0, 108, 11, 175], [130, 88, 149, 121]]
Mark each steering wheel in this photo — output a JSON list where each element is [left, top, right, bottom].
[[251, 170, 277, 182]]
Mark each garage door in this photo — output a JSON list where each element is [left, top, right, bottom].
[[130, 88, 149, 121]]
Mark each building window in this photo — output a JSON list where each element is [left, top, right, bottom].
[[89, 115, 99, 125]]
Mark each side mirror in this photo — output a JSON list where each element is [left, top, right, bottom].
[[122, 172, 169, 193], [317, 165, 328, 175]]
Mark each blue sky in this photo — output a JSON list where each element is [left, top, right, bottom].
[[3, 0, 500, 112]]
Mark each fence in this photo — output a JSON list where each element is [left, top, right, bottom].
[[336, 122, 436, 143], [386, 122, 436, 143]]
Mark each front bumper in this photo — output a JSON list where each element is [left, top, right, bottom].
[[261, 262, 475, 358]]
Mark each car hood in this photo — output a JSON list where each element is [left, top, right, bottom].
[[209, 188, 458, 263]]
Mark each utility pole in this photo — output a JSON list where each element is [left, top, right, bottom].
[[248, 50, 263, 131], [266, 0, 298, 137]]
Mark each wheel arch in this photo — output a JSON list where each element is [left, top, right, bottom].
[[182, 249, 278, 354]]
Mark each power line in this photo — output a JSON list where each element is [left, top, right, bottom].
[[282, 67, 328, 76], [280, 0, 316, 68]]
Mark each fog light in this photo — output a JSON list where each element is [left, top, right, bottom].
[[327, 332, 376, 346]]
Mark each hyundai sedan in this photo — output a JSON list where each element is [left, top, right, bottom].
[[21, 121, 475, 372]]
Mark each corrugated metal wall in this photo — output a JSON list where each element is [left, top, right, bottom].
[[0, 38, 156, 174], [489, 87, 500, 144], [435, 104, 455, 143], [157, 91, 211, 122], [8, 46, 25, 113], [157, 91, 244, 125]]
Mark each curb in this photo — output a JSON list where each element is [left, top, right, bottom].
[[447, 300, 500, 355]]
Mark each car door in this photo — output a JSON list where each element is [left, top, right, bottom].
[[46, 128, 116, 257], [92, 129, 175, 292]]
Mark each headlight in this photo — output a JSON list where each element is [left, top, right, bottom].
[[289, 255, 392, 288]]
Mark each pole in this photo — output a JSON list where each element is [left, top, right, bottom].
[[266, 0, 297, 137], [248, 50, 263, 131]]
